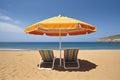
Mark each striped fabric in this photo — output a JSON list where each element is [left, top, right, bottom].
[[39, 50, 54, 62], [64, 49, 79, 62]]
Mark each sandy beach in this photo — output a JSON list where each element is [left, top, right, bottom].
[[0, 50, 120, 80]]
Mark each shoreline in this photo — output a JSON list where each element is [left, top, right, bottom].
[[0, 48, 120, 51]]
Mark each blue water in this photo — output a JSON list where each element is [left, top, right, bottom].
[[0, 42, 120, 50]]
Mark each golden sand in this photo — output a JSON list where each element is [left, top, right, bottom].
[[0, 50, 120, 80]]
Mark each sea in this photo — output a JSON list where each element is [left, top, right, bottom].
[[0, 42, 120, 50]]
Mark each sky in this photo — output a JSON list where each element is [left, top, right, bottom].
[[0, 0, 120, 42]]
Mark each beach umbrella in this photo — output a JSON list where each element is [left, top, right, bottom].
[[24, 15, 96, 67]]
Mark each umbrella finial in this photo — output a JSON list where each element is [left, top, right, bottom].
[[58, 14, 62, 17]]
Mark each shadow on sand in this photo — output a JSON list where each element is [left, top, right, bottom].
[[38, 58, 97, 72]]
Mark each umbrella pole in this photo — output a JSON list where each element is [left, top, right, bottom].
[[59, 30, 62, 67]]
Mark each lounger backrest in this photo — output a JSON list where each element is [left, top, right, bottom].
[[64, 49, 79, 62], [39, 50, 54, 62]]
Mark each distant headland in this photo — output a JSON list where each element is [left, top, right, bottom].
[[97, 34, 120, 42]]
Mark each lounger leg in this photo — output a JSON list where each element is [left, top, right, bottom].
[[77, 59, 80, 69], [63, 59, 66, 69], [52, 57, 56, 69], [39, 59, 43, 68]]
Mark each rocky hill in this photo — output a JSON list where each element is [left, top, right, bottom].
[[97, 34, 120, 42]]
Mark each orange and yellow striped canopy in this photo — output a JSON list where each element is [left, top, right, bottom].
[[24, 15, 96, 36]]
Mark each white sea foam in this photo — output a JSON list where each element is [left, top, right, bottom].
[[0, 48, 29, 51]]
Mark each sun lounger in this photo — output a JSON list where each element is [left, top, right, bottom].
[[38, 50, 56, 70], [63, 49, 80, 69]]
